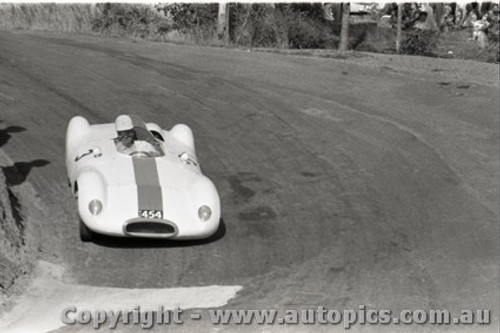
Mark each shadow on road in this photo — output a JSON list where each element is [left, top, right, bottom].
[[1, 159, 51, 187], [0, 125, 26, 147], [91, 218, 227, 248]]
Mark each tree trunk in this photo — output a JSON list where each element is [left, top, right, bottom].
[[396, 3, 402, 52], [274, 4, 289, 49], [235, 4, 251, 45], [217, 3, 230, 44], [339, 3, 350, 51]]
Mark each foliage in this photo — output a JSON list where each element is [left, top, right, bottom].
[[0, 3, 95, 32], [229, 3, 334, 49], [433, 29, 498, 63], [91, 4, 171, 38], [228, 4, 287, 48], [165, 3, 218, 43], [401, 29, 439, 56], [356, 27, 398, 53], [287, 11, 333, 49]]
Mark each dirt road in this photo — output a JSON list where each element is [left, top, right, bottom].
[[0, 30, 498, 332]]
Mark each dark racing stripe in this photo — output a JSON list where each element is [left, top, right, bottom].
[[132, 157, 163, 212]]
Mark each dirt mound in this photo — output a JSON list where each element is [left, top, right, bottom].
[[0, 168, 30, 297]]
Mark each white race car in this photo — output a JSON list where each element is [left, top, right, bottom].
[[65, 114, 220, 242]]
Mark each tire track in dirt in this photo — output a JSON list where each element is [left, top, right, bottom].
[[0, 55, 105, 122]]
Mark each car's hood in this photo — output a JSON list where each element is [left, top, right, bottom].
[[82, 153, 211, 233], [77, 139, 200, 189]]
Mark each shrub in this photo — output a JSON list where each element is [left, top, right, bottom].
[[356, 27, 397, 53], [434, 30, 499, 63], [0, 3, 95, 32], [401, 29, 438, 56], [166, 4, 218, 44], [288, 14, 330, 49], [229, 3, 334, 49], [248, 4, 283, 48], [91, 4, 171, 38]]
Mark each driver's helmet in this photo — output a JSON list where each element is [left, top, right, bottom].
[[115, 115, 134, 132]]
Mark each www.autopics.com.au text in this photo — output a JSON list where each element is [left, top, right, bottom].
[[60, 305, 491, 329]]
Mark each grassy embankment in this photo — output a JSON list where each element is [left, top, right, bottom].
[[0, 169, 31, 302]]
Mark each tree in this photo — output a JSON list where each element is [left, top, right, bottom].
[[217, 2, 229, 44], [339, 3, 350, 51], [396, 3, 402, 52]]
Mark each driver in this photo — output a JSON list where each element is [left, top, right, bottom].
[[114, 115, 159, 156]]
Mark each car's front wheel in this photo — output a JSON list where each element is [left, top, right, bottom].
[[79, 219, 93, 242]]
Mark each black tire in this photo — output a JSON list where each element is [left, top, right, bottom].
[[79, 219, 93, 242]]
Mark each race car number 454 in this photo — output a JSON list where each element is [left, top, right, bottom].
[[139, 210, 163, 219]]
